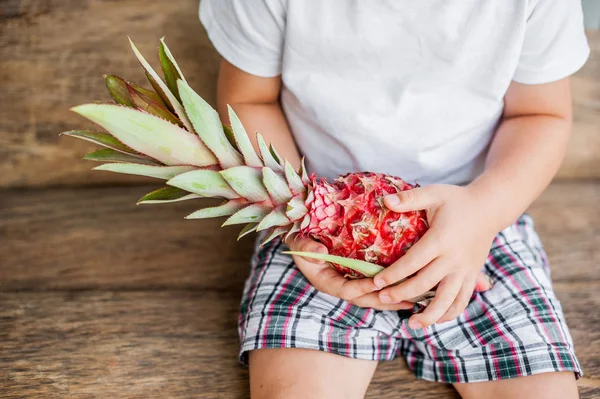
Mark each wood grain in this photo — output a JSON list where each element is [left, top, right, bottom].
[[1, 2, 599, 395], [1, 182, 598, 397], [0, 0, 220, 188], [0, 1, 599, 187], [1, 183, 597, 291], [0, 291, 249, 399], [0, 291, 464, 399], [0, 185, 254, 292], [527, 181, 600, 283], [0, 288, 598, 399]]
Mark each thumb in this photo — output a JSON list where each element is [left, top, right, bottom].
[[383, 186, 440, 212]]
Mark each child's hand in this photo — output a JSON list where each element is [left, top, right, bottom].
[[285, 236, 414, 311], [374, 185, 497, 329]]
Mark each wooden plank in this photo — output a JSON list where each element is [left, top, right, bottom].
[[0, 291, 248, 399], [0, 1, 598, 187], [554, 282, 600, 387], [0, 291, 453, 399], [0, 289, 598, 399], [0, 0, 220, 188], [1, 182, 598, 291], [526, 181, 600, 283], [0, 185, 255, 291], [1, 183, 598, 394]]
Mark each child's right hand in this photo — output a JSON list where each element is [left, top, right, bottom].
[[285, 235, 415, 311]]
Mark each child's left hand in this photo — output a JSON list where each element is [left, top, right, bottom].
[[373, 184, 498, 329]]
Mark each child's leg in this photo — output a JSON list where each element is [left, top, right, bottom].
[[454, 371, 578, 399], [239, 237, 404, 398], [249, 348, 377, 399]]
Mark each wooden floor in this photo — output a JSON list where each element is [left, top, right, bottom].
[[1, 182, 599, 398]]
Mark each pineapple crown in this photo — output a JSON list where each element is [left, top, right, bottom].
[[61, 38, 312, 245], [61, 38, 396, 278]]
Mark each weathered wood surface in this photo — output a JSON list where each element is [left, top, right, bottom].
[[0, 292, 466, 399], [2, 183, 598, 291], [0, 1, 599, 188], [1, 291, 598, 399], [0, 186, 254, 292], [0, 182, 599, 398], [0, 0, 220, 188]]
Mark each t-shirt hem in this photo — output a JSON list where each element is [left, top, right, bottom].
[[199, 1, 282, 78]]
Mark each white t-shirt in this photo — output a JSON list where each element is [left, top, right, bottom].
[[200, 0, 589, 185]]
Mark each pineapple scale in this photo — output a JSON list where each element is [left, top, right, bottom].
[[301, 172, 429, 277]]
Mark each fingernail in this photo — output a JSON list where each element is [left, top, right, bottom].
[[409, 319, 423, 329], [475, 274, 494, 292], [316, 247, 327, 254], [384, 195, 400, 206], [373, 276, 385, 289], [380, 293, 393, 303]]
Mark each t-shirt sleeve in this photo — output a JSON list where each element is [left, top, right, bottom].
[[199, 0, 286, 78], [513, 0, 590, 84]]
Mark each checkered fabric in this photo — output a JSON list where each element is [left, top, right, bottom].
[[238, 214, 581, 383]]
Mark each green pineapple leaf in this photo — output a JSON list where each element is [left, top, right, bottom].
[[105, 75, 135, 107], [227, 105, 263, 167], [129, 82, 164, 105], [299, 158, 310, 185], [159, 37, 185, 102], [256, 132, 283, 172], [72, 104, 217, 167], [269, 144, 283, 166], [256, 207, 289, 231], [262, 226, 288, 246], [128, 37, 194, 132], [137, 186, 199, 205], [186, 199, 248, 219], [220, 166, 270, 202], [285, 196, 308, 220], [238, 223, 259, 240], [284, 221, 301, 241], [284, 160, 306, 195], [223, 203, 270, 226], [60, 130, 138, 155], [282, 251, 385, 277], [262, 167, 293, 205], [168, 169, 239, 199], [178, 79, 243, 169], [95, 163, 195, 180], [83, 148, 160, 165], [127, 83, 182, 127], [222, 124, 239, 152]]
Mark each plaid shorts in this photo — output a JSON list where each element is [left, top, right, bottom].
[[238, 214, 582, 383]]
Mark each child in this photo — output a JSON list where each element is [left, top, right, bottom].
[[200, 1, 589, 398]]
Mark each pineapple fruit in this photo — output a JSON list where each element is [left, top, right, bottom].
[[63, 39, 442, 304]]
